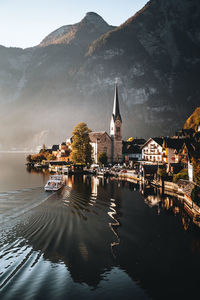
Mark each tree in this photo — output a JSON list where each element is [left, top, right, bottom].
[[98, 152, 107, 166], [191, 185, 200, 205], [173, 168, 189, 182], [158, 167, 167, 179], [70, 122, 92, 165], [26, 154, 32, 163], [192, 158, 200, 184]]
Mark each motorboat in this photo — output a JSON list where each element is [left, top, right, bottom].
[[44, 175, 65, 191]]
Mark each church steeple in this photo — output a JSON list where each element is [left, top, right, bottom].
[[110, 82, 122, 139], [110, 81, 122, 163], [112, 82, 122, 122]]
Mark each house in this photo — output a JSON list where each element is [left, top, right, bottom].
[[122, 139, 146, 163], [89, 83, 123, 164], [142, 137, 188, 164], [51, 142, 70, 161], [52, 144, 59, 157], [162, 138, 187, 164], [142, 138, 163, 163]]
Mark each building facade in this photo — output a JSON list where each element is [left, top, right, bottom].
[[142, 138, 163, 163], [89, 131, 112, 163], [142, 137, 187, 165]]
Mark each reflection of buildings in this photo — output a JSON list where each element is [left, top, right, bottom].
[[3, 177, 200, 300], [145, 194, 161, 208], [91, 176, 99, 196]]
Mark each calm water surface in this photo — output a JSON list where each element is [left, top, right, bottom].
[[1, 153, 200, 300]]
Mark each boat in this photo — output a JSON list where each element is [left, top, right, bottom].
[[62, 167, 69, 174], [44, 175, 65, 191]]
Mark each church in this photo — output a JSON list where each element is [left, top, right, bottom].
[[89, 83, 123, 163]]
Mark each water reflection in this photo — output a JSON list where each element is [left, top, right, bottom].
[[1, 172, 200, 299], [137, 181, 197, 232], [1, 176, 122, 290]]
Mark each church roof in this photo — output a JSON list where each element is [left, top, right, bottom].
[[89, 131, 110, 143], [112, 83, 122, 122]]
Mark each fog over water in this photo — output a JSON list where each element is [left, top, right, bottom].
[[1, 153, 200, 300]]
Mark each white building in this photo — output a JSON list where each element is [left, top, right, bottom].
[[142, 137, 186, 164], [142, 138, 163, 163]]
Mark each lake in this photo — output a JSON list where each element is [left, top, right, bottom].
[[0, 153, 200, 300]]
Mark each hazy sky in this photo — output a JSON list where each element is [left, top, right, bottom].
[[0, 0, 148, 49]]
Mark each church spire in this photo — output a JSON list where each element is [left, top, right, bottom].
[[110, 81, 123, 163], [112, 82, 122, 122]]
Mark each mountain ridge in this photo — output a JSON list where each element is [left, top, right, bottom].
[[39, 12, 115, 48], [0, 1, 200, 150]]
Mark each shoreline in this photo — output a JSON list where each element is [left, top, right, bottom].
[[117, 171, 200, 222]]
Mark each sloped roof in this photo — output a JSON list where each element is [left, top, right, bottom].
[[183, 139, 200, 161], [142, 137, 189, 150], [132, 138, 146, 145], [122, 142, 142, 154], [52, 144, 59, 151], [164, 138, 187, 150], [89, 131, 110, 143], [142, 137, 164, 148], [152, 138, 163, 146]]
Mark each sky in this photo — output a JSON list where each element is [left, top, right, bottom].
[[0, 0, 148, 49]]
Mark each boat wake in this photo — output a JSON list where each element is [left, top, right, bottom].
[[0, 182, 121, 297], [0, 187, 55, 225]]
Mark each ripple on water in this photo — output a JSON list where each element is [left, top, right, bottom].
[[0, 188, 56, 224]]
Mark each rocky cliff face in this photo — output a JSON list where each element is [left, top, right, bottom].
[[82, 0, 200, 135], [0, 1, 200, 149]]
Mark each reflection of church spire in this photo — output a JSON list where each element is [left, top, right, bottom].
[[112, 82, 122, 122]]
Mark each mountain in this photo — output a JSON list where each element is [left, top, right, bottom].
[[0, 1, 200, 150], [40, 12, 115, 48], [82, 0, 200, 135], [184, 107, 200, 131], [0, 12, 115, 150]]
